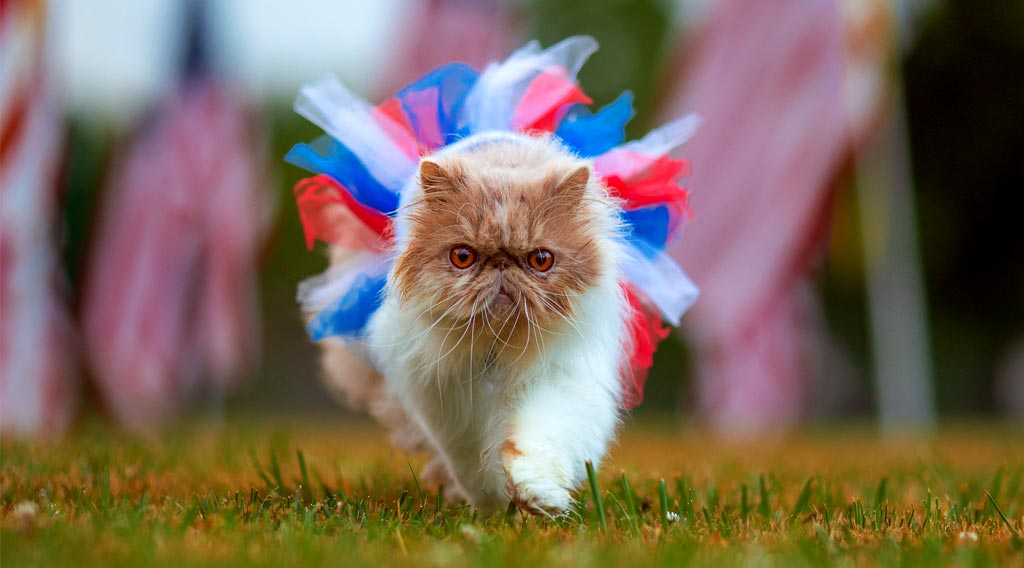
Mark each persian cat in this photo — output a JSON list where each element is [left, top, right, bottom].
[[323, 132, 629, 515]]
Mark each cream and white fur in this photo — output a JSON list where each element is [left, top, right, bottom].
[[323, 133, 629, 515]]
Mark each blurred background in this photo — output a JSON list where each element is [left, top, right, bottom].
[[2, 0, 1022, 438]]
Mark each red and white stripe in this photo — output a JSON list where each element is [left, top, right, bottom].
[[81, 81, 268, 431], [0, 0, 79, 437], [661, 0, 849, 432]]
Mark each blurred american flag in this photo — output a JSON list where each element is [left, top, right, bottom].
[[661, 0, 852, 432], [0, 0, 79, 437], [80, 2, 270, 431]]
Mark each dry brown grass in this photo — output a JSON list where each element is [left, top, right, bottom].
[[2, 417, 1022, 567]]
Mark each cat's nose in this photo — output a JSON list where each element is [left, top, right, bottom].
[[493, 258, 509, 270]]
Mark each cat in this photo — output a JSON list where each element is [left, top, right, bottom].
[[322, 131, 631, 515]]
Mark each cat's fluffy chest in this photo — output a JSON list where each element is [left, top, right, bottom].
[[371, 295, 551, 427], [365, 267, 629, 511]]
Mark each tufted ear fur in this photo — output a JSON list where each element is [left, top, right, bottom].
[[555, 165, 590, 205], [419, 160, 461, 201]]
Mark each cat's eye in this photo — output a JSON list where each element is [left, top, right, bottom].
[[527, 249, 554, 272], [449, 246, 477, 269]]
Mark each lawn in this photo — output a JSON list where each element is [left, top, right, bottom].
[[2, 417, 1022, 567]]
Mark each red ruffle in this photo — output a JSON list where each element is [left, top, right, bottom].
[[294, 175, 393, 251], [620, 283, 671, 409], [512, 67, 592, 133], [596, 152, 694, 218]]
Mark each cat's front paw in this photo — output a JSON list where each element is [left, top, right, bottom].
[[500, 440, 573, 516]]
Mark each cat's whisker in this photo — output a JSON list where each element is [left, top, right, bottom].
[[480, 297, 519, 351], [516, 298, 551, 365], [484, 299, 523, 372], [467, 300, 478, 415], [435, 313, 474, 368], [432, 293, 486, 371], [482, 302, 506, 339], [492, 303, 522, 369], [430, 297, 479, 418], [537, 293, 598, 355], [549, 304, 592, 346], [400, 295, 476, 373], [494, 298, 520, 345], [506, 301, 540, 370], [407, 319, 472, 375], [373, 294, 469, 349], [508, 302, 532, 367], [370, 289, 461, 346]]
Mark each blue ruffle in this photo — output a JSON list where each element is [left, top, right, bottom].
[[396, 63, 478, 147], [307, 272, 387, 341], [555, 92, 634, 157], [285, 135, 401, 216], [622, 204, 671, 250]]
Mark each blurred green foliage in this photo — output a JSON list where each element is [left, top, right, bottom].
[[530, 0, 675, 138], [901, 0, 1024, 413]]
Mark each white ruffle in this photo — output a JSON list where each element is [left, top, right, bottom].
[[460, 35, 598, 133], [622, 240, 700, 326], [297, 251, 393, 313], [620, 113, 701, 157], [294, 75, 417, 191]]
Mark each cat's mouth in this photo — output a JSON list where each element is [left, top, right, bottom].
[[493, 287, 513, 307]]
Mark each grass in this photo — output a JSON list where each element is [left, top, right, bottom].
[[2, 417, 1023, 567]]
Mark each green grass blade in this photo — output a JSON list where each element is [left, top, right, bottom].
[[620, 473, 640, 535], [296, 450, 312, 503], [268, 450, 284, 491], [874, 477, 888, 508], [758, 474, 771, 518], [586, 461, 607, 532], [790, 477, 814, 522], [249, 449, 274, 489], [986, 491, 1022, 536], [741, 483, 750, 521], [407, 462, 423, 502], [659, 479, 670, 532]]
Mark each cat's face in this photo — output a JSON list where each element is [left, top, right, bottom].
[[393, 141, 608, 339]]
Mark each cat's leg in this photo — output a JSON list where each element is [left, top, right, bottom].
[[322, 337, 460, 494], [403, 393, 506, 512], [372, 386, 473, 505], [421, 453, 476, 505], [499, 364, 621, 515], [366, 383, 477, 505]]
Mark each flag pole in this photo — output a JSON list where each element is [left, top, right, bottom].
[[855, 84, 937, 432]]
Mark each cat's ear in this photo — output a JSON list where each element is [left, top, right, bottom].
[[419, 160, 460, 201], [556, 165, 591, 204]]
